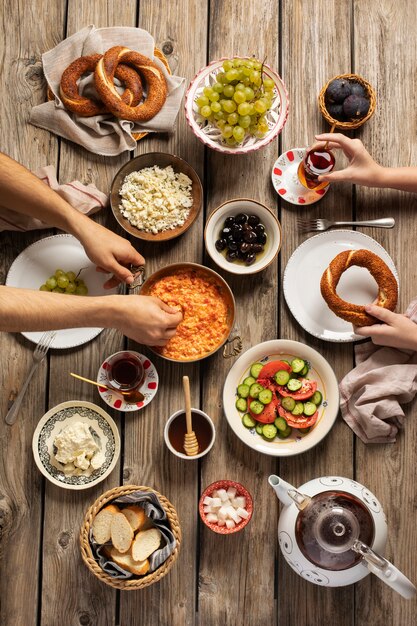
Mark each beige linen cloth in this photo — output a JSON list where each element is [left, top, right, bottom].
[[339, 297, 417, 444], [30, 25, 186, 156], [0, 165, 106, 232]]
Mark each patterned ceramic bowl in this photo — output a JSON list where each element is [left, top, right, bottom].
[[199, 480, 253, 534], [32, 401, 120, 490], [185, 58, 289, 155]]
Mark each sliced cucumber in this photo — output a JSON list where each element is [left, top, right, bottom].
[[237, 383, 250, 398], [249, 382, 264, 399], [281, 397, 296, 412], [277, 426, 292, 439], [291, 358, 305, 373], [236, 397, 248, 412], [262, 423, 278, 440], [243, 376, 256, 387], [291, 402, 304, 416], [300, 364, 309, 377], [299, 426, 311, 434], [287, 378, 302, 392], [274, 417, 288, 432], [311, 390, 323, 406], [274, 370, 290, 386], [258, 388, 273, 405], [249, 400, 265, 415], [250, 362, 264, 378], [255, 423, 264, 435], [242, 413, 257, 428], [303, 401, 317, 417]]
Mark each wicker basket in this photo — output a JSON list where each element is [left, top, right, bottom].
[[318, 73, 376, 130], [80, 484, 181, 590]]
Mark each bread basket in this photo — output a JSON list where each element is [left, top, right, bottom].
[[318, 73, 376, 130], [80, 484, 181, 590]]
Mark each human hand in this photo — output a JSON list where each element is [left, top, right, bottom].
[[113, 295, 183, 346], [354, 304, 417, 350], [78, 221, 145, 288], [311, 134, 384, 187]]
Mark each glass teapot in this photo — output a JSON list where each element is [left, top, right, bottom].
[[268, 474, 416, 598]]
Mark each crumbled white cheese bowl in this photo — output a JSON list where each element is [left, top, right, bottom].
[[119, 165, 193, 234]]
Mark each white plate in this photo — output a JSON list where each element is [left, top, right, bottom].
[[222, 340, 339, 457], [271, 148, 329, 205], [97, 351, 159, 412], [6, 234, 118, 349], [283, 230, 399, 342], [32, 401, 120, 490]]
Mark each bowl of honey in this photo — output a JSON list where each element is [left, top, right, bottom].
[[164, 408, 216, 460]]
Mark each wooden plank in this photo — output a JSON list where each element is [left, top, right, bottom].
[[38, 2, 137, 626], [279, 1, 355, 624], [119, 1, 207, 625], [197, 2, 279, 625], [353, 1, 417, 623], [0, 1, 64, 625]]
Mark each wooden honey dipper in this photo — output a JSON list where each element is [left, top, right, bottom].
[[182, 375, 199, 456]]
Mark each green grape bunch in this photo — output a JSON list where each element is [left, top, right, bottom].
[[195, 57, 276, 146], [39, 269, 89, 295]]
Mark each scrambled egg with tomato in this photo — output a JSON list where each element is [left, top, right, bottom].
[[149, 270, 229, 360]]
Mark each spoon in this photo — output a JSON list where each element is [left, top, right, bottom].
[[70, 373, 145, 403], [182, 376, 199, 456]]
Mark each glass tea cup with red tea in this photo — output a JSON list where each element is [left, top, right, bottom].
[[298, 147, 335, 191], [106, 350, 145, 393]]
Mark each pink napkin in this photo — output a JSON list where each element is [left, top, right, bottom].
[[0, 165, 107, 232], [339, 298, 417, 443]]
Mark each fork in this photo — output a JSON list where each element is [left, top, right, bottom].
[[297, 217, 395, 232], [5, 330, 57, 425]]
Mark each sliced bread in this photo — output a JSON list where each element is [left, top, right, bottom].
[[110, 512, 134, 553], [92, 504, 120, 544], [121, 505, 147, 532], [131, 527, 162, 562], [109, 547, 150, 576]]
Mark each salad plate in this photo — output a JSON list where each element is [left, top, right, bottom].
[[6, 234, 118, 349], [283, 230, 399, 342], [32, 401, 120, 490], [223, 339, 339, 457]]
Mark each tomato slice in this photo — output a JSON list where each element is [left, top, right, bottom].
[[248, 395, 280, 424], [276, 379, 317, 401], [278, 405, 319, 429], [258, 360, 291, 381]]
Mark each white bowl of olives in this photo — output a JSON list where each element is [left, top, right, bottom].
[[204, 198, 282, 274]]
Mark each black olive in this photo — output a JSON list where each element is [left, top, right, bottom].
[[248, 214, 260, 227], [227, 241, 238, 251], [252, 243, 263, 254], [224, 216, 235, 227], [231, 224, 243, 241], [237, 248, 247, 259], [235, 213, 248, 224], [245, 253, 256, 265], [226, 250, 238, 262], [239, 242, 251, 254], [215, 238, 227, 252], [255, 223, 265, 235], [221, 226, 232, 238], [257, 232, 267, 245], [226, 234, 236, 245], [242, 222, 252, 232], [243, 230, 257, 243]]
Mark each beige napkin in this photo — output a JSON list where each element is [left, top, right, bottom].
[[30, 25, 186, 156], [339, 298, 417, 443], [0, 165, 106, 232]]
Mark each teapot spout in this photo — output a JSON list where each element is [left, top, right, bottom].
[[268, 475, 312, 509]]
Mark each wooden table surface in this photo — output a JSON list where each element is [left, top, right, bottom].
[[1, 1, 416, 625]]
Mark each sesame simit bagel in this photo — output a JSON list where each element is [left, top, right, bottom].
[[94, 46, 167, 122], [60, 54, 143, 117], [320, 249, 398, 326]]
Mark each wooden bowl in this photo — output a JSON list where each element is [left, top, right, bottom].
[[199, 480, 253, 534], [110, 153, 203, 241], [318, 73, 376, 130], [140, 262, 236, 362]]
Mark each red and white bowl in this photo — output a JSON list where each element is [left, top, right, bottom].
[[185, 58, 289, 155], [199, 480, 253, 534]]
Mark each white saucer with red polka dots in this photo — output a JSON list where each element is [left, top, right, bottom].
[[97, 352, 158, 412], [271, 148, 329, 206]]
